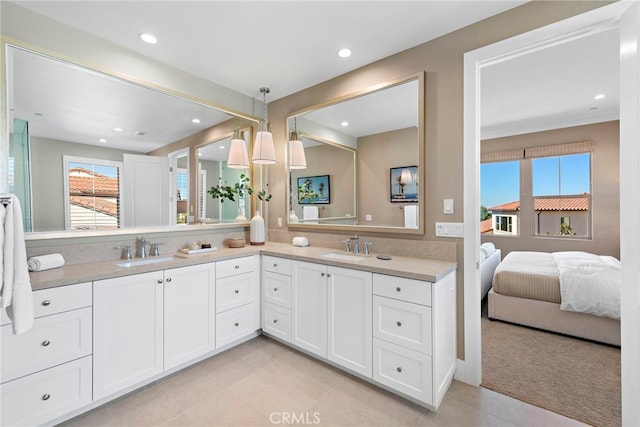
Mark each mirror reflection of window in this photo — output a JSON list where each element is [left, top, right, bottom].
[[63, 156, 122, 230]]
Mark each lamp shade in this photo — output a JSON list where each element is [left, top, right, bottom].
[[288, 131, 307, 169], [401, 169, 413, 185], [252, 127, 277, 164], [227, 131, 249, 169]]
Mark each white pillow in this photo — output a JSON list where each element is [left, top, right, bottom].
[[480, 242, 496, 261], [479, 247, 487, 264]]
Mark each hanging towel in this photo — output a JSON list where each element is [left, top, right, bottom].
[[28, 253, 66, 272], [404, 205, 418, 229], [303, 206, 319, 223], [0, 194, 34, 334]]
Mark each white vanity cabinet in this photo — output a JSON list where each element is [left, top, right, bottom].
[[371, 271, 456, 409], [215, 256, 260, 349], [0, 282, 93, 427], [291, 260, 328, 358], [261, 255, 293, 342]]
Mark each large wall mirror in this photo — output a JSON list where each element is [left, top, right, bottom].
[[4, 42, 259, 237], [286, 72, 424, 234]]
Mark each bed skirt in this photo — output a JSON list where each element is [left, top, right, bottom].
[[488, 288, 620, 346]]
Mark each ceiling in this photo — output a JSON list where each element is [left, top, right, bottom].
[[6, 1, 621, 152]]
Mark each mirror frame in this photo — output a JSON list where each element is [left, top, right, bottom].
[[285, 71, 425, 235], [2, 37, 263, 240]]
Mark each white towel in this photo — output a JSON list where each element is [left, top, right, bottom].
[[0, 194, 34, 334], [404, 205, 418, 228], [28, 254, 66, 272], [292, 237, 309, 247], [303, 206, 319, 223]]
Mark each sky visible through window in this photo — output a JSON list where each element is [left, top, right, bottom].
[[481, 153, 590, 209]]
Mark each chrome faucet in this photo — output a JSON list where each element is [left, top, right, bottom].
[[136, 237, 149, 259], [351, 235, 360, 254]]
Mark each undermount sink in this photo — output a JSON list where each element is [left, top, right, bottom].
[[116, 256, 175, 268], [321, 252, 366, 262]]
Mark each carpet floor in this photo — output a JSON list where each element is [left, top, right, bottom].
[[481, 314, 621, 427]]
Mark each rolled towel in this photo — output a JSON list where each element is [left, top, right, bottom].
[[27, 254, 65, 272], [292, 237, 309, 247]]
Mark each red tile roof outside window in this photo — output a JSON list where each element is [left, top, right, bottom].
[[488, 196, 589, 212]]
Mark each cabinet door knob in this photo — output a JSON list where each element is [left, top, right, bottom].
[[273, 287, 279, 292], [235, 265, 240, 269], [395, 286, 402, 292], [273, 319, 278, 324], [396, 367, 403, 373], [166, 277, 172, 283], [41, 300, 51, 306], [234, 322, 240, 327], [273, 263, 278, 268], [42, 340, 51, 347], [321, 272, 325, 277], [396, 321, 402, 327], [42, 393, 51, 401], [234, 289, 239, 294], [157, 279, 163, 284], [327, 274, 331, 278]]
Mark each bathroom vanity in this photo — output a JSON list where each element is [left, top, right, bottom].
[[1, 243, 455, 426]]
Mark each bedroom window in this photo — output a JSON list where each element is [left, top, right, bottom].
[[481, 159, 520, 235], [63, 155, 123, 230], [532, 152, 591, 237]]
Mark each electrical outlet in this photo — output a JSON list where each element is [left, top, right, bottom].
[[277, 217, 283, 227], [366, 214, 372, 221], [435, 222, 464, 237]]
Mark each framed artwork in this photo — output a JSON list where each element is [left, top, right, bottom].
[[297, 175, 330, 204], [390, 166, 418, 202]]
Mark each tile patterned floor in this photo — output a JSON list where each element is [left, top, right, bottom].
[[61, 336, 586, 426]]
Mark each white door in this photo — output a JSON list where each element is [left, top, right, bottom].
[[163, 263, 216, 370], [93, 271, 164, 400], [291, 261, 328, 357], [328, 266, 372, 377], [122, 153, 170, 227]]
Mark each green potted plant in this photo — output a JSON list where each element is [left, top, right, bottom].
[[208, 173, 271, 223]]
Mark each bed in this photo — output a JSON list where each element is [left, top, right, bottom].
[[488, 251, 621, 346]]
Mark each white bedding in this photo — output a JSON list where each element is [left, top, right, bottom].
[[553, 251, 621, 320]]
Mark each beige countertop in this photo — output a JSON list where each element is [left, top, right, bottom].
[[29, 242, 457, 291]]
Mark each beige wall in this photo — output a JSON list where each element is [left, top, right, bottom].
[[358, 127, 418, 227], [267, 1, 611, 359], [482, 121, 620, 258]]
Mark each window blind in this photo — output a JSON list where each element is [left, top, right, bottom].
[[525, 141, 594, 159]]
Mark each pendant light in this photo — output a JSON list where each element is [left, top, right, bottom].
[[252, 87, 277, 164], [227, 129, 249, 169], [288, 118, 307, 169]]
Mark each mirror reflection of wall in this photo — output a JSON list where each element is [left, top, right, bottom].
[[7, 44, 249, 233], [286, 75, 421, 230]]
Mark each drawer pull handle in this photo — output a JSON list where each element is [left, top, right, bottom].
[[166, 278, 172, 283], [273, 287, 279, 292], [42, 300, 51, 306], [396, 321, 402, 327], [396, 367, 402, 373], [42, 394, 51, 401], [235, 265, 240, 269], [157, 279, 163, 284], [327, 274, 331, 278], [395, 287, 402, 292], [273, 263, 278, 268], [234, 322, 240, 327], [42, 340, 51, 347], [321, 272, 325, 277], [234, 289, 239, 294], [273, 319, 278, 324]]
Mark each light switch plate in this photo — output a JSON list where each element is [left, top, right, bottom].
[[444, 199, 454, 214], [435, 222, 463, 237]]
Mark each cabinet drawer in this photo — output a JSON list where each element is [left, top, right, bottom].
[[1, 356, 92, 427], [216, 303, 258, 348], [216, 256, 256, 279], [262, 302, 291, 342], [263, 271, 292, 308], [216, 272, 257, 313], [373, 274, 431, 306], [373, 338, 432, 404], [1, 307, 92, 383], [262, 255, 292, 275], [373, 295, 431, 354], [1, 282, 92, 326]]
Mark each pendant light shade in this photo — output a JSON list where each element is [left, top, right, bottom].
[[288, 130, 307, 169], [252, 87, 277, 164], [227, 130, 249, 169]]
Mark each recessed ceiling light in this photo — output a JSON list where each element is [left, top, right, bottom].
[[341, 121, 349, 127], [99, 138, 107, 143], [113, 127, 123, 132], [192, 118, 201, 124], [594, 93, 606, 100], [338, 48, 352, 58], [219, 145, 226, 150], [139, 33, 157, 44], [34, 112, 44, 116]]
